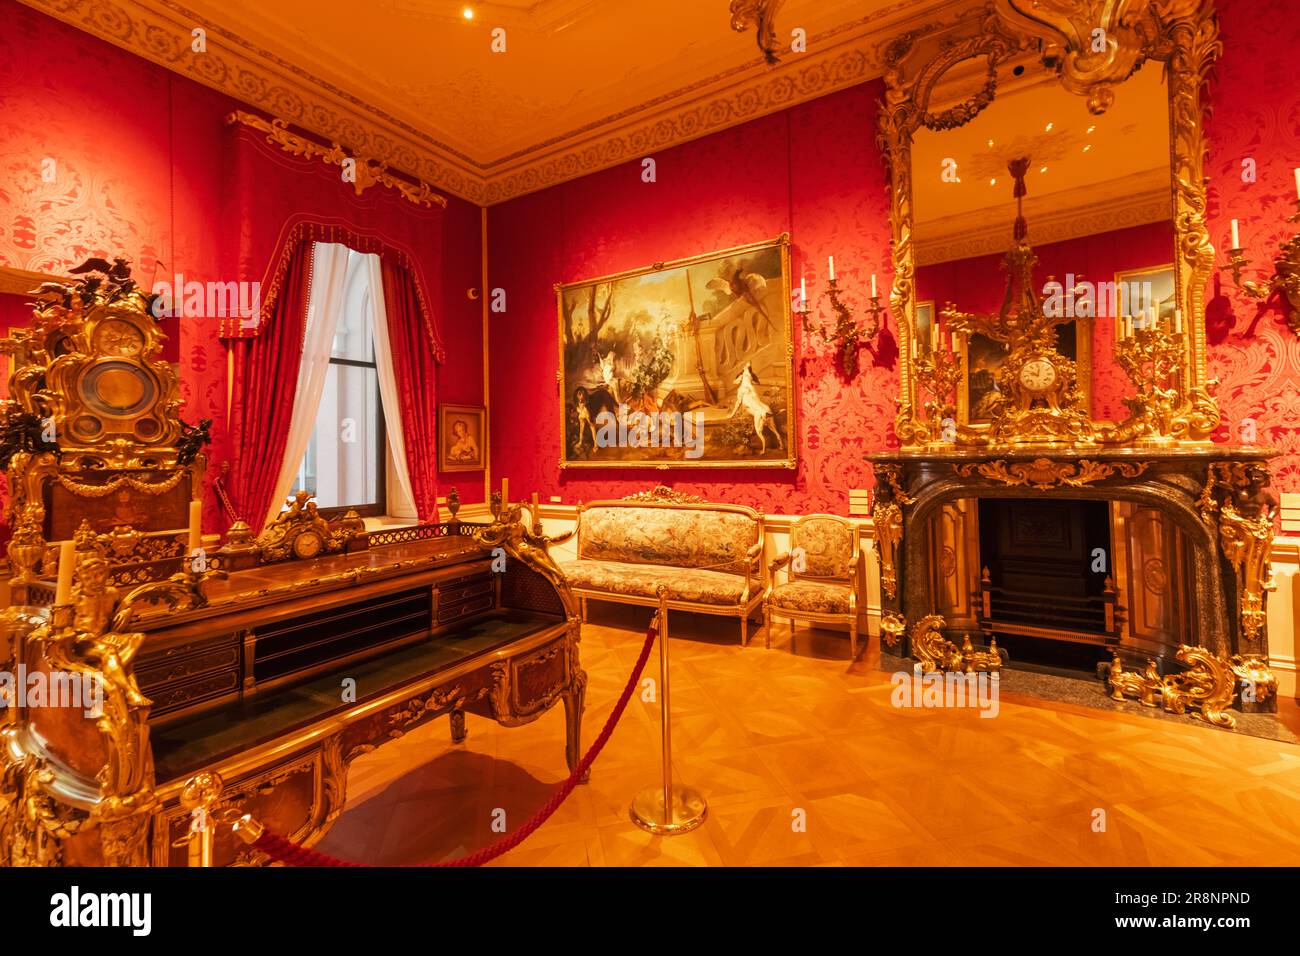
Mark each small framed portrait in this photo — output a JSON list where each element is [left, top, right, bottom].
[[438, 404, 485, 472]]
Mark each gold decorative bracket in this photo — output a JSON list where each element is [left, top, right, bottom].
[[226, 111, 446, 208], [729, 0, 788, 64]]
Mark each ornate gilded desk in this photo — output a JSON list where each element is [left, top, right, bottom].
[[0, 519, 585, 867]]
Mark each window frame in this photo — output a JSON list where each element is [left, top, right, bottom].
[[313, 350, 388, 521]]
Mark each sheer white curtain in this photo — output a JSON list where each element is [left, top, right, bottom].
[[265, 242, 351, 529], [365, 255, 417, 520]]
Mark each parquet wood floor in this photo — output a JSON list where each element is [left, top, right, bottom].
[[315, 605, 1300, 867]]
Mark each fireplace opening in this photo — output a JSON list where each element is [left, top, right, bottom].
[[977, 497, 1115, 672], [926, 495, 1195, 676]]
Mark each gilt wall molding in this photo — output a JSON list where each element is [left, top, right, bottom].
[[19, 0, 978, 206]]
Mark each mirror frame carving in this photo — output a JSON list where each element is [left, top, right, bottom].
[[879, 0, 1221, 449]]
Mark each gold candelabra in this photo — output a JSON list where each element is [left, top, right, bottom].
[[913, 341, 962, 445], [798, 277, 885, 379], [1221, 202, 1300, 334], [1112, 321, 1186, 442]]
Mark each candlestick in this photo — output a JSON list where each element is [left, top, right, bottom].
[[188, 500, 203, 553], [55, 539, 74, 606], [870, 273, 878, 298], [828, 256, 835, 282], [1231, 218, 1240, 249]]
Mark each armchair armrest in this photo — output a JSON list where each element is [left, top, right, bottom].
[[547, 526, 577, 546], [769, 551, 792, 575]]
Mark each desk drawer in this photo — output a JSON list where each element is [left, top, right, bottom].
[[137, 632, 241, 714], [438, 574, 493, 603], [437, 592, 495, 625]]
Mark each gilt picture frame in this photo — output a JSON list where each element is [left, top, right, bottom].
[[438, 403, 485, 473], [555, 235, 796, 470]]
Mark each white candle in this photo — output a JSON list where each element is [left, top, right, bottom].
[[1174, 309, 1183, 334], [828, 256, 835, 281], [950, 331, 959, 354], [1231, 218, 1240, 249], [800, 276, 807, 309], [188, 500, 203, 553], [1294, 167, 1300, 200], [870, 273, 878, 298], [930, 323, 938, 351], [55, 540, 74, 606]]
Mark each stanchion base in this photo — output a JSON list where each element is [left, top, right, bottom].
[[629, 785, 707, 835]]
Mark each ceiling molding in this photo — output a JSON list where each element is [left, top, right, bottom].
[[19, 0, 974, 206]]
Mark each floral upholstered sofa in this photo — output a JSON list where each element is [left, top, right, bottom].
[[557, 488, 766, 644]]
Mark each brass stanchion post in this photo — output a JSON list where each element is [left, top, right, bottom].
[[630, 586, 707, 834]]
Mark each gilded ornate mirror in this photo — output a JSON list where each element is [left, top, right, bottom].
[[881, 1, 1220, 449]]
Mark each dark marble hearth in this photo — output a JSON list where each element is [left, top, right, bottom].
[[877, 650, 1298, 744]]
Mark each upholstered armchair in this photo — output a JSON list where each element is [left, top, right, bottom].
[[765, 514, 863, 658]]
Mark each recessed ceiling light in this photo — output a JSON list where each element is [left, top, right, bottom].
[[1087, 125, 1096, 134], [1045, 122, 1054, 132], [1040, 166, 1048, 173], [463, 6, 474, 19], [987, 139, 994, 147], [1083, 144, 1091, 152], [990, 178, 997, 186]]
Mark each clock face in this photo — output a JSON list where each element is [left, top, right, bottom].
[[1019, 358, 1057, 392], [292, 530, 324, 560]]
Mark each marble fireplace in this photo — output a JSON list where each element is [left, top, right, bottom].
[[869, 448, 1279, 723]]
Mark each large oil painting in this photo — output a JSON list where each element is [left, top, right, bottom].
[[556, 235, 795, 469]]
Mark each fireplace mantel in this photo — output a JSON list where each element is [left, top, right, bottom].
[[867, 444, 1279, 725]]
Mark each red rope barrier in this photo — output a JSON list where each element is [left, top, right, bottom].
[[250, 623, 660, 867]]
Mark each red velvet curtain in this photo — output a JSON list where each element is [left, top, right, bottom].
[[383, 259, 440, 521], [226, 239, 313, 530], [220, 118, 447, 530]]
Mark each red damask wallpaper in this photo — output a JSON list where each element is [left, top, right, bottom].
[[0, 0, 486, 536], [487, 83, 897, 515], [1204, 0, 1300, 494]]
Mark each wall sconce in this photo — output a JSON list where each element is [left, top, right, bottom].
[[797, 260, 886, 378], [1221, 189, 1300, 334]]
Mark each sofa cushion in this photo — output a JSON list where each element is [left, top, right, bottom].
[[769, 580, 851, 615], [558, 559, 750, 606], [578, 505, 758, 573]]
